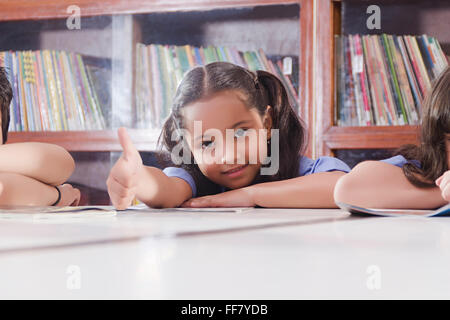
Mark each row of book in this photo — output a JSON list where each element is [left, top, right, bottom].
[[335, 34, 449, 127], [0, 50, 107, 131], [135, 44, 299, 129]]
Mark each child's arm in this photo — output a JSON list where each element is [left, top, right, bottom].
[[182, 171, 345, 208], [137, 166, 192, 208], [0, 172, 80, 206], [107, 128, 191, 210], [334, 161, 446, 209], [0, 142, 75, 186], [249, 171, 345, 208]]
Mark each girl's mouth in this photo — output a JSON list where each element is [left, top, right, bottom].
[[222, 164, 248, 178]]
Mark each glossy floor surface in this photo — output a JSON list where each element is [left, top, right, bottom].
[[0, 208, 449, 299]]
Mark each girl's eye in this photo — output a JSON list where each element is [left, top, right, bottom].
[[202, 140, 215, 149], [235, 128, 248, 138]]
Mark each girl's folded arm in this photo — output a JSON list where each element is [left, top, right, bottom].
[[0, 172, 61, 206], [248, 171, 346, 208], [0, 142, 75, 186], [136, 166, 193, 208], [333, 161, 446, 209]]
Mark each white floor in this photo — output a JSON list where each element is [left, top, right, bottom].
[[1, 208, 450, 299]]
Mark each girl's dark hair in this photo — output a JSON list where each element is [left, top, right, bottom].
[[0, 67, 11, 144], [157, 62, 306, 196], [396, 66, 450, 188]]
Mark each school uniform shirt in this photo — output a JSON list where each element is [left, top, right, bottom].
[[380, 155, 421, 168], [162, 156, 351, 198]]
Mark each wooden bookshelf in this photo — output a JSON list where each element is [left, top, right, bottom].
[[314, 0, 449, 157], [0, 0, 312, 153], [4, 0, 443, 157]]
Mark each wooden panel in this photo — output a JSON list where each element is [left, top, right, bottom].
[[299, 0, 314, 158], [0, 0, 300, 21], [6, 130, 161, 152], [312, 0, 335, 157], [322, 126, 420, 150]]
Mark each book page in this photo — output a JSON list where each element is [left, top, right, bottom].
[[337, 202, 450, 217]]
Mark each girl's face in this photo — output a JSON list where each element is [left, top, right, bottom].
[[182, 90, 272, 190]]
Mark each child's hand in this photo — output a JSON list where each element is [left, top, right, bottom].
[[107, 128, 143, 210], [57, 184, 81, 206], [436, 171, 450, 202], [181, 187, 255, 208]]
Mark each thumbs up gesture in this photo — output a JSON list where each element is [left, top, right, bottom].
[[107, 127, 143, 210]]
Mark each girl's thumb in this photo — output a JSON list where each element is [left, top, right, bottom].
[[118, 127, 137, 161]]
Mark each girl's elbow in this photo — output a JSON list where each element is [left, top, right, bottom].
[[47, 145, 76, 185], [61, 153, 76, 183], [333, 173, 358, 205], [333, 161, 379, 207]]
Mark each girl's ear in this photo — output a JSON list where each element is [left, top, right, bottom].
[[263, 105, 273, 139]]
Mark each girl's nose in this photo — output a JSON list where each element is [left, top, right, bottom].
[[221, 141, 245, 164], [220, 143, 235, 164]]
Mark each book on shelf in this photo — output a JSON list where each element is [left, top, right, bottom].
[[0, 50, 108, 132], [135, 44, 299, 129], [335, 34, 449, 127]]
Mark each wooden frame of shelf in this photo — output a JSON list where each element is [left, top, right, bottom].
[[313, 0, 421, 157], [323, 125, 419, 150], [0, 0, 314, 153], [7, 130, 161, 152], [0, 0, 300, 21]]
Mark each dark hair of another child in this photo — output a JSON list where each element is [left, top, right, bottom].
[[396, 67, 450, 188], [0, 67, 11, 144]]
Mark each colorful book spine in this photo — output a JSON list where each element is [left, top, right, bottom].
[[134, 43, 300, 129], [336, 34, 448, 126], [1, 49, 106, 132]]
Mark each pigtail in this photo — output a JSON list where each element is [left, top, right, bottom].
[[157, 111, 179, 152], [256, 70, 306, 181]]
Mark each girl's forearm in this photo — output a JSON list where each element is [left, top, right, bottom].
[[0, 172, 60, 206], [334, 161, 446, 209], [136, 166, 192, 208], [248, 171, 346, 208], [0, 142, 75, 185]]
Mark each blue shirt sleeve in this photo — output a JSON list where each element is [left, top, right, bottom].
[[298, 156, 351, 176], [162, 167, 197, 198], [380, 155, 421, 168]]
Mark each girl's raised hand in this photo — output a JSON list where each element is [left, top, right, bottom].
[[107, 127, 143, 210], [436, 170, 450, 202]]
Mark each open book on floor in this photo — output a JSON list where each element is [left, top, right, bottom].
[[337, 202, 450, 217], [0, 206, 116, 219]]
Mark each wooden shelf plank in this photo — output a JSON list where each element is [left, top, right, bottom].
[[6, 129, 161, 152], [322, 126, 420, 150], [0, 0, 300, 21]]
